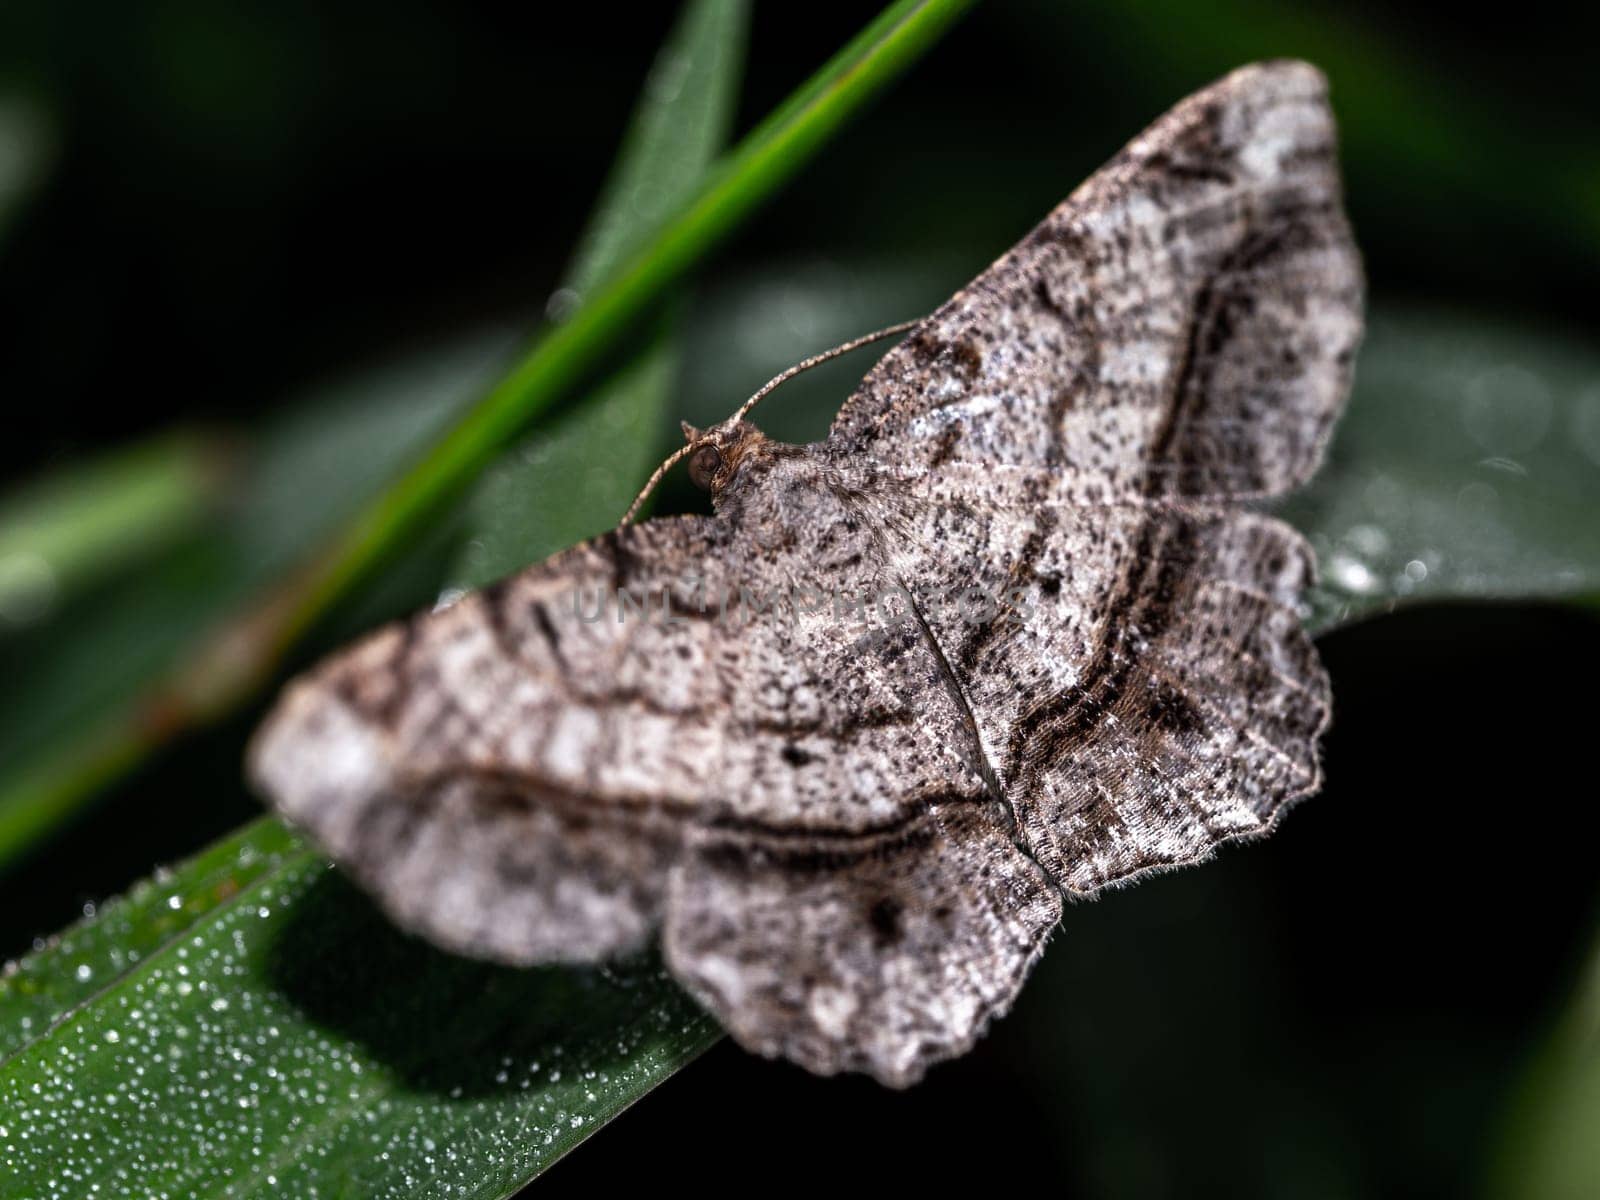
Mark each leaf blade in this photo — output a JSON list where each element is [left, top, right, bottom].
[[0, 818, 304, 1064], [0, 818, 721, 1197], [1281, 308, 1600, 633]]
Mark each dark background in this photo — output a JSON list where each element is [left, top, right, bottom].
[[2, 3, 1597, 1196]]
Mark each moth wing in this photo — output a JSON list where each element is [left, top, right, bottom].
[[902, 499, 1330, 893], [665, 804, 1060, 1087], [249, 514, 984, 965], [848, 61, 1354, 896], [826, 59, 1362, 503]]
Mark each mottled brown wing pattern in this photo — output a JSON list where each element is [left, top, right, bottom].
[[876, 489, 1329, 895], [666, 804, 1060, 1087], [827, 59, 1362, 504], [251, 513, 988, 964]]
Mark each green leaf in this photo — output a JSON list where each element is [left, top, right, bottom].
[[0, 820, 304, 1060], [0, 818, 721, 1198], [1488, 915, 1600, 1200], [1279, 309, 1600, 632], [0, 0, 976, 870], [0, 432, 225, 632]]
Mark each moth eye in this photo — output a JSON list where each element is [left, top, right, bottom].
[[688, 445, 724, 491]]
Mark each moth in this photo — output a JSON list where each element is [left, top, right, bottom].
[[250, 60, 1363, 1086]]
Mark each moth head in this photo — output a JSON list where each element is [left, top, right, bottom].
[[680, 418, 766, 494]]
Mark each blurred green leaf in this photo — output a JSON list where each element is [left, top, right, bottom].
[[0, 432, 225, 632], [1489, 914, 1600, 1200], [1279, 310, 1600, 631], [680, 263, 1600, 632]]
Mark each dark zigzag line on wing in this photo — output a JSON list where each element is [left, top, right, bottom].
[[364, 760, 987, 861], [1002, 510, 1198, 796], [994, 209, 1226, 793]]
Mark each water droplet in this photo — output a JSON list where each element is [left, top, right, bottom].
[[544, 288, 582, 323], [646, 51, 689, 104], [1327, 552, 1377, 595]]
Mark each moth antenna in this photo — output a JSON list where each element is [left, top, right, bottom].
[[619, 441, 697, 527], [729, 318, 920, 425], [618, 317, 921, 527]]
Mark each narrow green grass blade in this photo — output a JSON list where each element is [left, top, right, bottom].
[[279, 0, 976, 643]]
